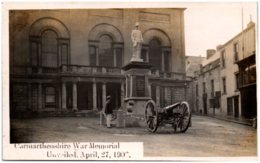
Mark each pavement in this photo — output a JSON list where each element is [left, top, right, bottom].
[[211, 115, 254, 126], [68, 110, 256, 127], [192, 113, 255, 127], [10, 114, 257, 157]]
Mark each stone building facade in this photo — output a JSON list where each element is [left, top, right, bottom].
[[193, 21, 256, 119], [9, 9, 191, 116], [194, 51, 221, 115], [219, 21, 256, 119], [186, 56, 205, 78]]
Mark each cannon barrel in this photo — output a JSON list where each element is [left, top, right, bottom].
[[162, 102, 181, 114]]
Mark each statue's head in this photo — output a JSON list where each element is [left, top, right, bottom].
[[135, 22, 139, 28]]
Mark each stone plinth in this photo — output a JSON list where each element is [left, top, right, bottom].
[[122, 61, 153, 126]]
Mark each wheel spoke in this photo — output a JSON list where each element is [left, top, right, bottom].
[[145, 100, 158, 132], [176, 102, 191, 133]]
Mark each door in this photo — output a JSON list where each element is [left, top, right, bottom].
[[227, 97, 233, 116], [203, 93, 207, 115], [234, 96, 239, 118], [77, 82, 93, 110], [106, 83, 121, 110]]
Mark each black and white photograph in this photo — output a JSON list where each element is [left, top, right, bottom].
[[2, 1, 258, 161]]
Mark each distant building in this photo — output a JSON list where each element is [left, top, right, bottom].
[[185, 56, 205, 77], [193, 51, 221, 115], [9, 9, 191, 117], [219, 21, 256, 119], [193, 21, 256, 119]]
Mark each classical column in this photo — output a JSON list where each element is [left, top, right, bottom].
[[125, 76, 128, 98], [130, 75, 133, 97], [113, 48, 117, 67], [62, 82, 67, 110], [28, 83, 31, 110], [72, 82, 78, 111], [156, 85, 160, 107], [102, 83, 106, 110], [38, 43, 42, 73], [161, 51, 165, 72], [93, 81, 97, 110], [146, 49, 149, 62], [96, 47, 99, 66], [120, 82, 125, 108], [38, 83, 42, 110]]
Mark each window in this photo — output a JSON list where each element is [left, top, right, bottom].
[[90, 34, 123, 67], [234, 43, 239, 62], [163, 51, 170, 72], [61, 44, 68, 65], [89, 46, 97, 66], [31, 42, 38, 66], [211, 80, 214, 96], [203, 82, 206, 94], [45, 86, 56, 107], [148, 39, 170, 72], [222, 77, 226, 94], [196, 84, 198, 96], [42, 30, 58, 67], [149, 39, 162, 71], [221, 50, 226, 68], [30, 29, 70, 68], [209, 64, 212, 75], [115, 48, 123, 67], [244, 64, 256, 85], [235, 73, 240, 90], [99, 35, 113, 67], [141, 49, 147, 62]]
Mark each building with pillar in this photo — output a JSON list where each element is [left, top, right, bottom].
[[9, 9, 190, 116]]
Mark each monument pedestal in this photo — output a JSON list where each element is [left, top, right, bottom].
[[122, 61, 153, 127]]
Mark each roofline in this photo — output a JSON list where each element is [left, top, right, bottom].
[[218, 23, 255, 50]]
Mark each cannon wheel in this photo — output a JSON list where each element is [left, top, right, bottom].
[[144, 100, 158, 133], [177, 101, 191, 133]]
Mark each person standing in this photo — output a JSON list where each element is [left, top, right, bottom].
[[104, 96, 113, 128]]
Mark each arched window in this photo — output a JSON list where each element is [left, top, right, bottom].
[[41, 30, 58, 67], [89, 34, 123, 68], [88, 24, 124, 68], [149, 38, 162, 71], [146, 38, 170, 73], [99, 35, 113, 67], [29, 18, 70, 70], [143, 29, 171, 72]]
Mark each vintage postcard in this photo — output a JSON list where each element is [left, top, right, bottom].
[[2, 1, 258, 161]]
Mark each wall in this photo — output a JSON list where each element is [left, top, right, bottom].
[[10, 9, 186, 73], [219, 23, 255, 117]]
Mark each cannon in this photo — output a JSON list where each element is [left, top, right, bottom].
[[144, 100, 191, 133]]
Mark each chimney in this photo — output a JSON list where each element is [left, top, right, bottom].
[[206, 49, 216, 59], [216, 45, 223, 51], [247, 17, 255, 28]]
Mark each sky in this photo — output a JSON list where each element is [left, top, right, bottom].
[[184, 2, 257, 57]]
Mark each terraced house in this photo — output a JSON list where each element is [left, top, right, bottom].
[[193, 20, 256, 119], [9, 9, 192, 116]]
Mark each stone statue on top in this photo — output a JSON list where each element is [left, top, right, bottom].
[[130, 22, 144, 62]]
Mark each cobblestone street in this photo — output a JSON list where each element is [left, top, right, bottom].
[[10, 115, 257, 157]]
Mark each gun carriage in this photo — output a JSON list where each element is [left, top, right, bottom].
[[144, 100, 191, 133]]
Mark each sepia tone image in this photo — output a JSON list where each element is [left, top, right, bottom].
[[5, 2, 257, 160]]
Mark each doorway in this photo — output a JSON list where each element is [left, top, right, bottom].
[[234, 96, 239, 118], [227, 97, 233, 116], [203, 93, 207, 115], [106, 83, 121, 110], [77, 82, 93, 110]]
